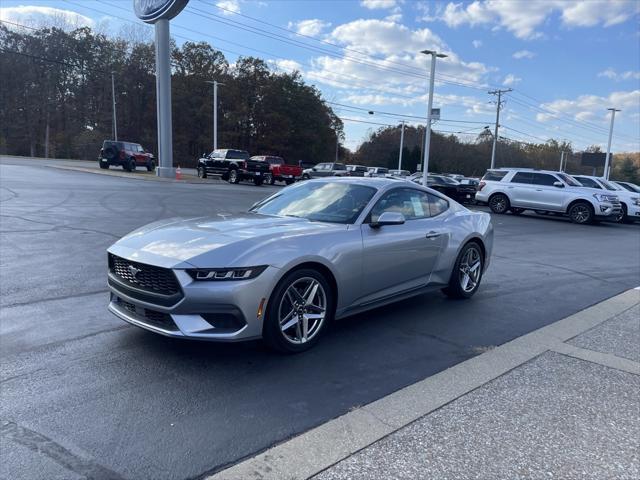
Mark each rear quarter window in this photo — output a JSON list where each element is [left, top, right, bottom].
[[482, 170, 508, 182]]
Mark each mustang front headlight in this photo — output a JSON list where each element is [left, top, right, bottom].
[[187, 265, 268, 281], [592, 193, 618, 203]]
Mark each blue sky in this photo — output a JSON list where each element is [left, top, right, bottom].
[[2, 0, 639, 153]]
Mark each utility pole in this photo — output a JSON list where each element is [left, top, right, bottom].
[[111, 72, 118, 141], [604, 108, 620, 179], [421, 49, 447, 186], [398, 120, 405, 171], [559, 151, 564, 172], [335, 134, 339, 162], [488, 88, 511, 169]]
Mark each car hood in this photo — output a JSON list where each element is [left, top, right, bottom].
[[107, 213, 347, 268]]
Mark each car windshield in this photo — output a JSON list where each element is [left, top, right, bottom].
[[556, 173, 582, 187], [598, 179, 620, 191], [250, 182, 376, 224], [618, 182, 640, 193]]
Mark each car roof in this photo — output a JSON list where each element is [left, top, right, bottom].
[[305, 176, 408, 188], [495, 168, 568, 175]]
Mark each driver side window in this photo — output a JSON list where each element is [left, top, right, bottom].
[[369, 188, 432, 222]]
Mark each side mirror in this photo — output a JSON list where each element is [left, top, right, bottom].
[[553, 181, 564, 188], [370, 211, 406, 229]]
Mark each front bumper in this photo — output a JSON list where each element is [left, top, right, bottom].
[[594, 201, 623, 218], [108, 265, 280, 341]]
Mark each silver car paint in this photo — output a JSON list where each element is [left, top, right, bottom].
[[107, 178, 493, 341]]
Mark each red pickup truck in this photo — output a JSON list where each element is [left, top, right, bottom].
[[251, 156, 302, 185]]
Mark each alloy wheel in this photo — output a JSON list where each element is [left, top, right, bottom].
[[459, 246, 482, 293], [570, 204, 590, 224], [489, 195, 508, 213], [229, 170, 238, 183], [278, 277, 327, 344]]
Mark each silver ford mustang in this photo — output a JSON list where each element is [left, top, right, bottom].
[[107, 177, 493, 352]]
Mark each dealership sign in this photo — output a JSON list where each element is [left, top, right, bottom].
[[133, 0, 189, 23]]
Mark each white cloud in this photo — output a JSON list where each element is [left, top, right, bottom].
[[287, 19, 331, 37], [0, 6, 94, 29], [503, 74, 522, 86], [303, 19, 494, 102], [270, 59, 303, 72], [436, 0, 639, 40], [598, 68, 640, 81], [535, 90, 640, 124], [216, 0, 241, 15], [472, 39, 482, 48], [360, 0, 400, 9], [512, 49, 536, 60], [385, 13, 403, 23]]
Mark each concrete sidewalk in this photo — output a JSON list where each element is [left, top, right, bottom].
[[210, 288, 640, 480]]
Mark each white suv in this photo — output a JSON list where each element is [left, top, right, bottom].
[[476, 168, 622, 224], [572, 175, 640, 224]]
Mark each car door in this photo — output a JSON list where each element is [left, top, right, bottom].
[[315, 164, 330, 177], [524, 173, 566, 210], [359, 188, 445, 304], [506, 171, 534, 207]]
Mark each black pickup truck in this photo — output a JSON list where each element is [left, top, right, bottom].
[[413, 174, 477, 204], [197, 149, 270, 186]]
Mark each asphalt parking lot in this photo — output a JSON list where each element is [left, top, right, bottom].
[[1, 158, 639, 480]]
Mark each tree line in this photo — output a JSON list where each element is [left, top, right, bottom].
[[0, 25, 342, 167], [352, 124, 640, 183]]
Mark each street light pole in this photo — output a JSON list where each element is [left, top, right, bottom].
[[421, 49, 447, 187], [604, 108, 620, 179], [398, 120, 405, 171], [111, 72, 118, 141], [206, 80, 223, 150]]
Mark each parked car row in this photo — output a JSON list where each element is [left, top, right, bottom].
[[475, 167, 638, 225]]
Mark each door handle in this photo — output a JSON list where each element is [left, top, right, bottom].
[[426, 231, 441, 239], [536, 189, 543, 191]]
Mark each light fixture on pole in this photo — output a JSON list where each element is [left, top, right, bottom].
[[205, 80, 224, 150], [420, 49, 447, 187], [604, 107, 620, 179]]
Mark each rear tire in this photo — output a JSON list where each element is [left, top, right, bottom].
[[568, 201, 594, 225], [146, 160, 155, 172], [285, 179, 294, 185], [228, 168, 239, 184], [129, 159, 136, 172], [442, 242, 484, 299], [265, 173, 274, 185], [99, 162, 109, 170], [488, 193, 509, 214], [254, 177, 264, 186], [263, 269, 334, 353]]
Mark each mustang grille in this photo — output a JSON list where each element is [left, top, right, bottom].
[[109, 254, 180, 296]]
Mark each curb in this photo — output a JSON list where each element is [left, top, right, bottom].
[[207, 288, 640, 480]]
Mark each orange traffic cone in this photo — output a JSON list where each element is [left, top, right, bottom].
[[175, 165, 182, 180]]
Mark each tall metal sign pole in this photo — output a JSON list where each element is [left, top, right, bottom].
[[134, 0, 189, 178], [604, 107, 620, 180], [421, 49, 447, 187]]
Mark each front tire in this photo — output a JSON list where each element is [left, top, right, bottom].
[[568, 202, 594, 224], [302, 173, 310, 180], [197, 166, 207, 178], [488, 193, 510, 214], [263, 269, 334, 353], [442, 242, 484, 299]]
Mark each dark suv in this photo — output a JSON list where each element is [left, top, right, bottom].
[[99, 140, 156, 172], [197, 149, 270, 185]]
